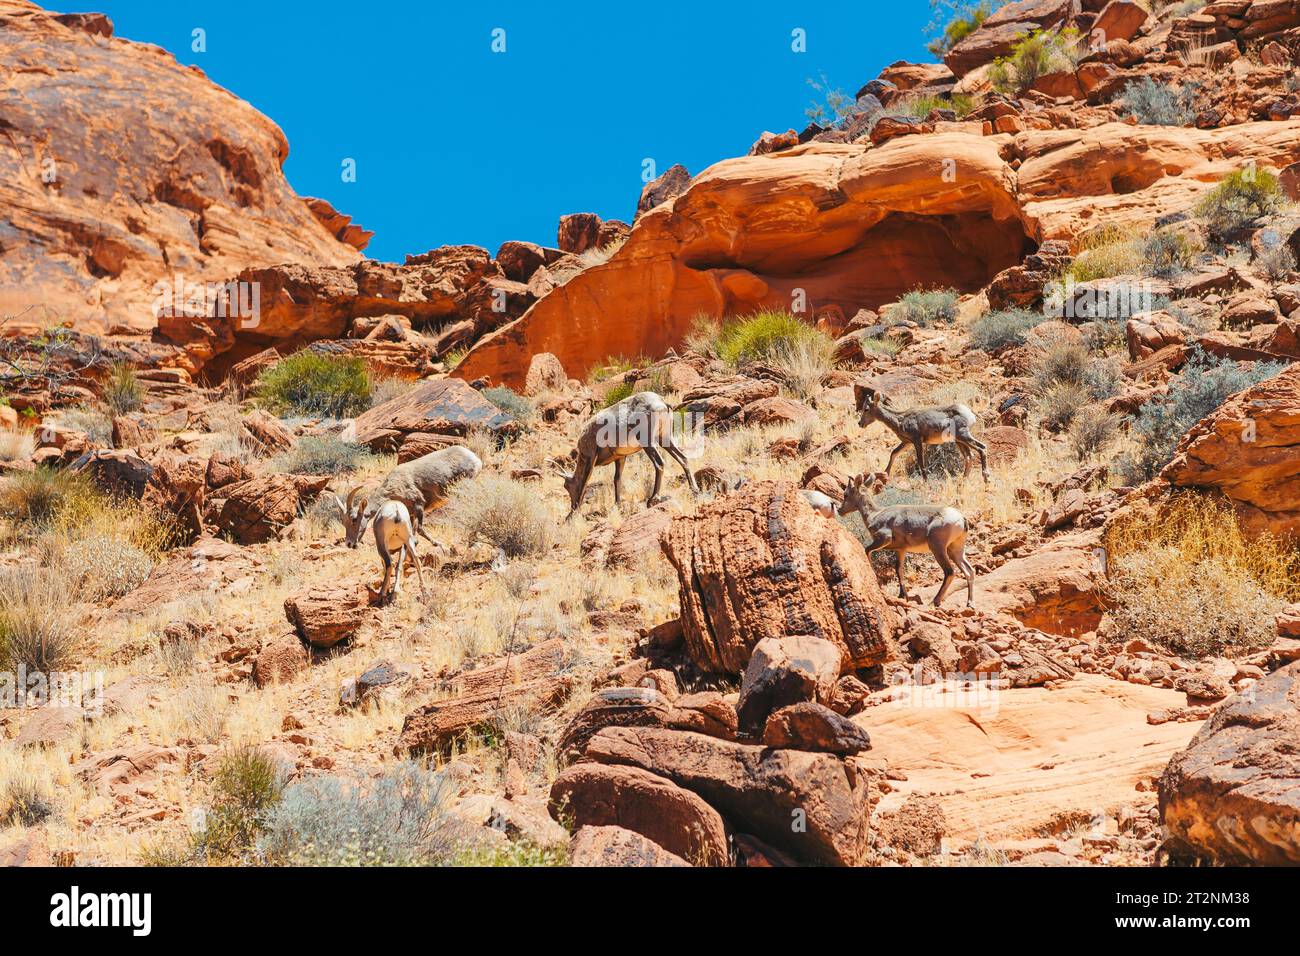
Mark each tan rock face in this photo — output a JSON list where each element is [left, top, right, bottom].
[[0, 1, 360, 334], [458, 122, 1300, 387], [1161, 364, 1300, 540], [978, 530, 1105, 636], [1159, 662, 1300, 865], [662, 480, 899, 675]]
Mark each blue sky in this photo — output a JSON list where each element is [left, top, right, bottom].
[[96, 1, 934, 262]]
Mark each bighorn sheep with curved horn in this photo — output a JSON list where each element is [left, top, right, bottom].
[[559, 391, 699, 519], [853, 383, 989, 482], [333, 445, 483, 548], [371, 498, 428, 605]]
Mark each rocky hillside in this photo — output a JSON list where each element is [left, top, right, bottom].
[[1, 0, 1300, 870]]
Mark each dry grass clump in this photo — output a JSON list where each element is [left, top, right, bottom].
[[1104, 494, 1300, 657], [1067, 405, 1122, 460], [773, 332, 837, 401], [0, 775, 56, 826], [0, 466, 103, 527], [443, 474, 554, 558], [0, 564, 83, 675], [0, 426, 35, 463], [102, 361, 144, 416]]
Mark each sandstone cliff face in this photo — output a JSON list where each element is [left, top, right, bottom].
[[456, 121, 1300, 388], [0, 1, 362, 334]]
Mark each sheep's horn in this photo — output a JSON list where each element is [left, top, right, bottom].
[[345, 486, 363, 512]]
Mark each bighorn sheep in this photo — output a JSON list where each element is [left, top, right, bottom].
[[334, 445, 483, 548], [561, 391, 699, 518], [811, 472, 975, 607], [371, 499, 428, 605], [853, 384, 989, 482]]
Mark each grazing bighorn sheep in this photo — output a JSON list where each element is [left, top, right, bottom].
[[561, 391, 699, 518], [334, 445, 483, 547], [371, 499, 428, 605], [814, 472, 975, 607], [853, 384, 989, 482]]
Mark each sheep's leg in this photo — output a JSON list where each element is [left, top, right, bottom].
[[914, 441, 927, 480], [895, 550, 908, 599], [885, 441, 907, 476], [930, 542, 957, 607], [391, 547, 404, 595], [612, 457, 625, 506], [643, 446, 666, 506], [950, 541, 976, 607], [410, 502, 437, 546], [406, 540, 429, 599], [956, 441, 973, 478], [663, 437, 699, 494], [958, 429, 990, 482], [377, 548, 394, 604]]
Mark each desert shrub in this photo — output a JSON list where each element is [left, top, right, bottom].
[[1119, 78, 1196, 127], [1067, 405, 1121, 459], [894, 288, 960, 327], [0, 426, 34, 463], [481, 386, 535, 422], [450, 842, 569, 867], [600, 380, 636, 409], [102, 361, 144, 416], [1117, 347, 1286, 482], [804, 71, 856, 127], [968, 308, 1040, 353], [1082, 318, 1128, 355], [577, 237, 626, 269], [61, 534, 155, 599], [772, 330, 837, 400], [443, 474, 552, 558], [268, 435, 375, 476], [1194, 167, 1284, 240], [903, 441, 967, 480], [715, 310, 827, 366], [368, 375, 412, 408], [895, 92, 979, 119], [1028, 334, 1122, 401], [0, 776, 55, 826], [1063, 226, 1144, 283], [0, 467, 102, 527], [684, 315, 724, 357], [1036, 380, 1092, 430], [440, 346, 468, 370], [1255, 235, 1297, 280], [254, 352, 370, 418], [928, 0, 1004, 57], [1104, 494, 1299, 657], [860, 336, 903, 357], [989, 28, 1084, 95], [0, 565, 82, 675], [259, 761, 457, 866], [188, 745, 286, 863], [1141, 228, 1197, 278]]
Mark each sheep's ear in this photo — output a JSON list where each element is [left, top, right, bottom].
[[853, 383, 867, 410]]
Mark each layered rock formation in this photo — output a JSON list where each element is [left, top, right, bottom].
[[457, 122, 1300, 387], [0, 1, 362, 333]]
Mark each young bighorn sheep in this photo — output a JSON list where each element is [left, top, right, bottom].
[[853, 384, 989, 482], [828, 472, 976, 607], [371, 499, 428, 605], [334, 445, 483, 547], [561, 391, 699, 518]]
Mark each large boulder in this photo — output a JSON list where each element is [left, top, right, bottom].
[[456, 123, 1300, 388], [1159, 662, 1300, 865], [1160, 364, 1300, 540], [978, 530, 1105, 636], [584, 726, 871, 866], [283, 581, 376, 648], [570, 825, 690, 867], [661, 480, 899, 675], [352, 377, 513, 451], [736, 636, 841, 737], [549, 763, 730, 865], [0, 3, 360, 338], [209, 473, 329, 544], [943, 0, 1079, 78]]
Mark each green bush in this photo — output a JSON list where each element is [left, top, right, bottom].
[[989, 28, 1083, 95], [714, 310, 827, 366], [191, 745, 286, 863], [969, 309, 1040, 353], [1119, 78, 1196, 127], [102, 361, 144, 416], [1194, 167, 1284, 240], [254, 352, 371, 418], [600, 380, 636, 409], [895, 289, 959, 327], [927, 0, 1005, 57], [1118, 348, 1286, 483]]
